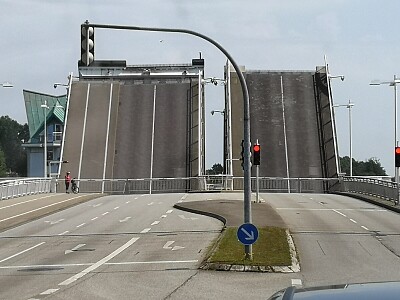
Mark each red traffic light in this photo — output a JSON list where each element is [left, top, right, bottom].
[[396, 147, 400, 154], [253, 144, 260, 152]]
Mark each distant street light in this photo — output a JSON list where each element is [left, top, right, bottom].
[[1, 82, 13, 88], [370, 75, 400, 205], [41, 100, 49, 178], [324, 55, 345, 177], [333, 100, 355, 176]]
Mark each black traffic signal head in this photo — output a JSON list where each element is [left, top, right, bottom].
[[395, 147, 400, 168], [253, 144, 261, 165], [80, 23, 95, 66]]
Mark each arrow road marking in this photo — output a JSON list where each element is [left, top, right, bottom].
[[119, 217, 131, 223], [65, 244, 86, 254], [163, 241, 185, 251], [241, 228, 255, 241]]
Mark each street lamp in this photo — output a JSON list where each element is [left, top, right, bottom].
[[85, 22, 252, 259], [40, 100, 49, 177], [1, 82, 13, 88], [370, 75, 400, 204], [333, 100, 355, 176], [324, 55, 345, 177]]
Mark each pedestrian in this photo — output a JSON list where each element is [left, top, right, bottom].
[[65, 171, 71, 193]]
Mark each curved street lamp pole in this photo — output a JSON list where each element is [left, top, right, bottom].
[[85, 22, 253, 258]]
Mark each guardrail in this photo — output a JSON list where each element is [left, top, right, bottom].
[[0, 178, 52, 200], [54, 176, 342, 194], [3, 176, 398, 206], [341, 176, 398, 204]]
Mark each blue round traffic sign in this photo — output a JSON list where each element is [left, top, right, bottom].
[[237, 223, 259, 245]]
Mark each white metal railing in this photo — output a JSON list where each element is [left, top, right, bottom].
[[54, 176, 341, 194], [3, 176, 398, 206], [341, 176, 398, 204], [0, 178, 52, 200]]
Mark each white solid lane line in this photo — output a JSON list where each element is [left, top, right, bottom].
[[0, 242, 45, 263], [0, 194, 56, 211], [0, 195, 88, 223], [58, 237, 140, 286], [0, 260, 199, 270]]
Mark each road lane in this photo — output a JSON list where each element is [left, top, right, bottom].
[[267, 193, 400, 287], [0, 193, 223, 300]]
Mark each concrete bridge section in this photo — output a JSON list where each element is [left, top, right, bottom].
[[228, 66, 338, 180], [60, 61, 205, 184]]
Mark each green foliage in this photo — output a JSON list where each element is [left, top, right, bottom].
[[0, 116, 28, 176], [0, 148, 7, 177], [206, 163, 224, 175], [340, 156, 387, 176]]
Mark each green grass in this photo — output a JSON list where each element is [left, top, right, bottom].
[[208, 226, 292, 266]]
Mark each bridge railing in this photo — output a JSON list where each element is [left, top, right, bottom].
[[340, 176, 398, 204], [54, 176, 341, 194], [3, 177, 398, 205], [0, 178, 52, 200]]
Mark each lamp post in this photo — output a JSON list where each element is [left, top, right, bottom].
[[85, 22, 252, 258], [333, 100, 355, 176], [324, 55, 345, 177], [1, 82, 13, 88], [370, 75, 400, 204], [40, 100, 49, 177]]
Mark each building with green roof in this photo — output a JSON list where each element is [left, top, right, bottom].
[[22, 90, 67, 177]]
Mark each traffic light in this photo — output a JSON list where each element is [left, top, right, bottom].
[[253, 144, 261, 165], [80, 23, 94, 66], [395, 147, 400, 167]]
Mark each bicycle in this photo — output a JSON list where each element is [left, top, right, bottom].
[[71, 178, 79, 194]]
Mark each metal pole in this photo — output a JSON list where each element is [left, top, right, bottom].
[[86, 22, 253, 259], [43, 100, 47, 178], [150, 85, 157, 194], [394, 75, 399, 204], [349, 99, 353, 177]]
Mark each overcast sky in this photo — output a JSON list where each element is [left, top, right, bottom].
[[1, 0, 399, 175]]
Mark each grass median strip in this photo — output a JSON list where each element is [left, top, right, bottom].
[[207, 226, 292, 266]]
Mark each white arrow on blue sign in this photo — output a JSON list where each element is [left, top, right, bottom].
[[237, 223, 259, 245]]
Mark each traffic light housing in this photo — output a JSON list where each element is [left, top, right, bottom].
[[80, 23, 94, 66], [253, 144, 261, 165], [395, 147, 400, 167]]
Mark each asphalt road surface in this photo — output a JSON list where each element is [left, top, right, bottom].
[[1, 192, 400, 299]]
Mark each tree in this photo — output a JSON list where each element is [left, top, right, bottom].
[[206, 163, 224, 175], [0, 147, 7, 177], [340, 156, 387, 176], [0, 116, 28, 176]]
